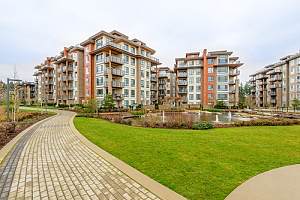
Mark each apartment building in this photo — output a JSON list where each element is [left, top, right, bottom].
[[80, 30, 160, 108], [34, 46, 85, 106], [249, 52, 300, 108], [54, 46, 85, 105], [33, 57, 56, 104], [18, 82, 36, 105], [158, 67, 176, 104], [174, 49, 242, 107]]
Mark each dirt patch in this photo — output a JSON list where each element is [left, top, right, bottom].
[[0, 112, 53, 149]]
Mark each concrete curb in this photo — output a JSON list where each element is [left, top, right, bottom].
[[70, 113, 187, 200], [0, 112, 59, 164]]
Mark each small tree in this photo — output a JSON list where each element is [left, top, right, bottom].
[[102, 94, 115, 111], [292, 98, 300, 111], [86, 98, 98, 113]]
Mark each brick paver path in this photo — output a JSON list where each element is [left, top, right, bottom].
[[0, 111, 160, 200]]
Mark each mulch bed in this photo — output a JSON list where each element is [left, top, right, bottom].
[[0, 113, 53, 150]]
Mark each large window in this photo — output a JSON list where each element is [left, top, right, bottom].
[[131, 79, 135, 87], [131, 90, 135, 97], [131, 68, 135, 76], [217, 85, 228, 91], [218, 75, 228, 82], [131, 58, 136, 66], [217, 93, 228, 100], [189, 86, 194, 92], [217, 66, 228, 73], [189, 94, 194, 100], [124, 78, 129, 86], [124, 89, 129, 97], [218, 55, 228, 64], [208, 76, 214, 82]]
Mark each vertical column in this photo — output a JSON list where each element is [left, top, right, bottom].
[[108, 50, 113, 95], [136, 56, 141, 105], [202, 49, 208, 107]]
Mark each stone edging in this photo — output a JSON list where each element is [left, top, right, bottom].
[[0, 112, 59, 164], [70, 113, 187, 200]]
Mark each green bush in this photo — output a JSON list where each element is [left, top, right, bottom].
[[131, 111, 144, 116], [204, 108, 223, 113], [234, 119, 300, 127], [192, 121, 214, 130]]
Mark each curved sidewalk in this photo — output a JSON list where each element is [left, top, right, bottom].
[[226, 164, 300, 200], [0, 111, 186, 200]]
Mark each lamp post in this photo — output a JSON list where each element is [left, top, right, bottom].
[[6, 78, 22, 121]]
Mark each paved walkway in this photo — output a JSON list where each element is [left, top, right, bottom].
[[226, 164, 300, 200], [0, 111, 184, 200]]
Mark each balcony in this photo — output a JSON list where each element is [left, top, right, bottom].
[[270, 99, 276, 103], [151, 77, 157, 82], [107, 68, 124, 76], [178, 73, 188, 77], [229, 90, 236, 94], [113, 94, 124, 101], [178, 81, 188, 85], [68, 76, 73, 81], [229, 80, 236, 85], [67, 66, 73, 71], [178, 89, 188, 93], [159, 73, 168, 78], [270, 91, 276, 96], [112, 81, 124, 88], [229, 70, 240, 76]]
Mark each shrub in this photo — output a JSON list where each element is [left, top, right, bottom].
[[192, 121, 214, 130], [204, 108, 223, 113], [233, 119, 300, 127], [131, 111, 144, 116]]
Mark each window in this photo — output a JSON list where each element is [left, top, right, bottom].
[[189, 77, 194, 84], [124, 100, 129, 107], [208, 67, 213, 73], [124, 78, 129, 86], [131, 100, 135, 105], [131, 79, 135, 87], [96, 54, 103, 62], [195, 68, 201, 75], [131, 90, 135, 97], [189, 69, 194, 75], [141, 80, 145, 87], [189, 94, 194, 100], [208, 76, 214, 82], [124, 44, 129, 51], [218, 55, 228, 64], [131, 58, 136, 66], [189, 86, 194, 92], [124, 89, 129, 97], [141, 70, 144, 77], [217, 85, 228, 91], [131, 47, 136, 54], [146, 91, 149, 98], [96, 77, 103, 86], [96, 89, 103, 96], [196, 94, 201, 100], [146, 81, 149, 88], [208, 59, 214, 64], [124, 55, 129, 64], [195, 77, 201, 83], [208, 93, 213, 99], [217, 66, 228, 73], [188, 60, 194, 66], [196, 86, 201, 92], [217, 93, 228, 100], [218, 75, 228, 82], [141, 50, 145, 56], [208, 85, 213, 90], [146, 71, 150, 78], [131, 68, 135, 76], [141, 60, 145, 66], [125, 67, 129, 75]]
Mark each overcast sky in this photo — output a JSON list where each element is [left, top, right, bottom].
[[0, 0, 299, 83]]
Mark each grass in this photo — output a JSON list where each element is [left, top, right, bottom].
[[74, 117, 300, 200]]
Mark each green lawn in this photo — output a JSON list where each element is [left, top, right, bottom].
[[74, 117, 300, 200]]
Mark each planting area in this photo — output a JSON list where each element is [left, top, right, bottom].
[[74, 117, 300, 200], [0, 107, 54, 149]]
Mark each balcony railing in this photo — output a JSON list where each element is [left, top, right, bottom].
[[151, 77, 157, 82], [178, 81, 188, 85], [178, 73, 188, 77], [229, 70, 240, 76], [112, 81, 124, 88]]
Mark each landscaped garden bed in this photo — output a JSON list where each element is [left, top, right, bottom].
[[0, 108, 55, 149], [74, 116, 300, 200]]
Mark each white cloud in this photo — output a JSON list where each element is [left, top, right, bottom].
[[0, 0, 299, 82]]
